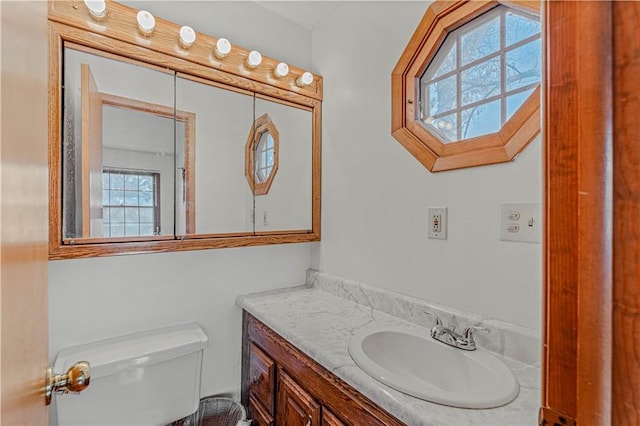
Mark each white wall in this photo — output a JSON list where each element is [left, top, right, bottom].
[[310, 2, 542, 330], [48, 1, 314, 411]]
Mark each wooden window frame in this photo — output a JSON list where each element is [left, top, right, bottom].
[[391, 0, 541, 172], [245, 114, 279, 196]]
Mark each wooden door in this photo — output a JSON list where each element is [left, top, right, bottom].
[[276, 369, 320, 426], [80, 63, 103, 238], [0, 1, 50, 424], [543, 1, 640, 424]]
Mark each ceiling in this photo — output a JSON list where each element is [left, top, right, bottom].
[[254, 1, 341, 31]]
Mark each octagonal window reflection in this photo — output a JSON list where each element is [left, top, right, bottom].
[[255, 131, 275, 183]]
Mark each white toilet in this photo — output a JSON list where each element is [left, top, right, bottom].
[[53, 323, 209, 425]]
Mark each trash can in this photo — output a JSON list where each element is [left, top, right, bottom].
[[169, 396, 249, 426]]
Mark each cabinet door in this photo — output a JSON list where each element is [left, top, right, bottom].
[[322, 407, 346, 426], [249, 343, 275, 414], [277, 369, 321, 426], [248, 395, 274, 426]]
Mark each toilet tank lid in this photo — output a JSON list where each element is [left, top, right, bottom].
[[53, 323, 209, 379]]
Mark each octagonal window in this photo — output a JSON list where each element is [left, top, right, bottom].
[[245, 113, 279, 195], [420, 5, 541, 143], [391, 1, 542, 172]]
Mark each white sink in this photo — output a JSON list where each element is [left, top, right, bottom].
[[348, 327, 519, 409]]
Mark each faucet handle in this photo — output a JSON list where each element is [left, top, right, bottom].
[[462, 325, 489, 340]]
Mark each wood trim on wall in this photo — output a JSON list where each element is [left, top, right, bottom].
[[612, 1, 640, 424], [543, 0, 612, 420], [541, 1, 640, 424]]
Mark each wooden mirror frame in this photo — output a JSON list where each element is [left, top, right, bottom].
[[391, 0, 541, 172], [48, 0, 322, 259]]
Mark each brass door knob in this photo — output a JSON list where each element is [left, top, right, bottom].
[[45, 361, 91, 405]]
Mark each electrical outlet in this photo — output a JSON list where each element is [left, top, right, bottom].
[[428, 207, 447, 239]]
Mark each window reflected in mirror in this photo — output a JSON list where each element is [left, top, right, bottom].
[[253, 98, 312, 232], [245, 113, 279, 196]]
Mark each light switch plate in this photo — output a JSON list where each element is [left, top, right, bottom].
[[499, 202, 541, 243], [428, 207, 448, 240]]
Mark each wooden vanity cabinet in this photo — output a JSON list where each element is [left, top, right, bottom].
[[276, 368, 321, 426], [242, 312, 404, 426]]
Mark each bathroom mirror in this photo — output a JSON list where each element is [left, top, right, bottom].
[[50, 13, 321, 259], [49, 1, 321, 259], [62, 46, 181, 241], [175, 74, 255, 236], [253, 97, 313, 232]]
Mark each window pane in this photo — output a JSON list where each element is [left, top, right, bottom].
[[102, 173, 109, 189], [139, 224, 155, 236], [111, 190, 125, 206], [110, 224, 124, 237], [461, 58, 501, 106], [103, 207, 110, 223], [139, 207, 154, 223], [139, 176, 153, 191], [505, 11, 540, 47], [461, 100, 501, 139], [125, 224, 139, 236], [426, 74, 457, 117], [506, 39, 541, 91], [427, 113, 457, 142], [417, 5, 540, 143], [427, 40, 457, 80], [103, 189, 110, 206], [124, 174, 138, 190], [102, 224, 110, 238], [110, 207, 124, 223], [110, 173, 124, 190], [125, 207, 139, 223], [139, 191, 154, 207], [124, 190, 138, 206], [506, 88, 535, 120], [461, 14, 500, 65]]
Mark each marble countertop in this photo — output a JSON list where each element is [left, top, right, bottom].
[[237, 285, 540, 426]]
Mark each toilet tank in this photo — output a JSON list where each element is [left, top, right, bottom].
[[54, 323, 208, 426]]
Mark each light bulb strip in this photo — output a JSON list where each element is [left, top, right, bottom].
[[53, 0, 322, 101]]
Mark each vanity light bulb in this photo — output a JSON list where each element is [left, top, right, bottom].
[[273, 62, 289, 79], [214, 38, 232, 59], [179, 26, 196, 49], [84, 0, 106, 21], [296, 72, 314, 87], [246, 51, 262, 69], [136, 10, 156, 36]]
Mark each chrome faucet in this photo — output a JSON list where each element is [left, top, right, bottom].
[[424, 311, 488, 351]]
